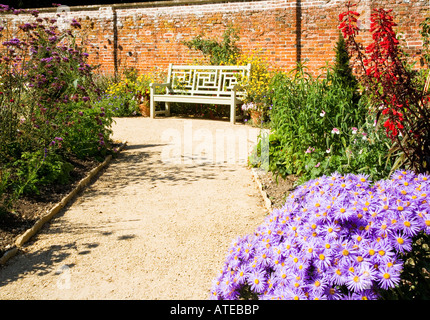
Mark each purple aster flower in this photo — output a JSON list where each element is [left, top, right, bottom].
[[389, 231, 412, 253], [353, 289, 380, 300], [210, 170, 430, 300], [397, 213, 421, 237], [377, 266, 401, 290], [247, 269, 267, 294]]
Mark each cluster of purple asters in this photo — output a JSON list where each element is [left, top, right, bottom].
[[210, 170, 430, 300]]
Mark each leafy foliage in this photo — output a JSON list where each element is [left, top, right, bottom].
[[256, 62, 392, 185], [182, 26, 240, 65], [339, 2, 430, 174], [0, 5, 114, 207]]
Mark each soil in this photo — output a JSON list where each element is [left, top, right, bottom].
[[255, 170, 299, 209], [0, 155, 108, 257]]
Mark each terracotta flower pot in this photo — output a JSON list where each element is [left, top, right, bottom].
[[139, 100, 150, 117], [250, 110, 262, 125]]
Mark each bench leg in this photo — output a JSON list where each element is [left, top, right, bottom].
[[165, 102, 171, 117], [150, 90, 155, 118], [230, 102, 236, 124]]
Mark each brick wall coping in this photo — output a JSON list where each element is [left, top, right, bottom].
[[2, 0, 295, 12]]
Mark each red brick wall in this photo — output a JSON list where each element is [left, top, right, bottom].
[[2, 0, 429, 77]]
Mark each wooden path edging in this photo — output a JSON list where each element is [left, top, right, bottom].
[[251, 167, 273, 213], [0, 141, 127, 266]]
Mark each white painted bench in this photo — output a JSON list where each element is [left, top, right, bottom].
[[149, 63, 251, 124]]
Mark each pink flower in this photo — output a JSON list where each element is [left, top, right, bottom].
[[331, 128, 340, 134], [351, 127, 358, 134]]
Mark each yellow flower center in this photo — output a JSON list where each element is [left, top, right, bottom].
[[353, 275, 360, 283], [369, 249, 375, 256], [319, 254, 325, 260], [397, 237, 404, 245], [383, 273, 390, 279], [342, 249, 349, 256]]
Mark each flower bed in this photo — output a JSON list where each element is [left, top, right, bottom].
[[211, 170, 430, 300]]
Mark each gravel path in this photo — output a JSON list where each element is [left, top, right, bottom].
[[0, 117, 267, 299]]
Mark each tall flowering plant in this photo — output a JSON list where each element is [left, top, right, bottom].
[[211, 171, 430, 300], [0, 4, 113, 205], [338, 2, 430, 174]]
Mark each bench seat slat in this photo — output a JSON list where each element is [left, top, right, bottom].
[[153, 94, 241, 105]]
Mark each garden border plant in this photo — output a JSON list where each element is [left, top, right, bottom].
[[212, 2, 430, 300], [339, 1, 430, 175], [0, 141, 127, 266], [211, 170, 430, 300], [0, 4, 116, 211]]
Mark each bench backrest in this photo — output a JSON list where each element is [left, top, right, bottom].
[[167, 63, 251, 97]]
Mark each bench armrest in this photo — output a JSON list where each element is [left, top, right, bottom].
[[150, 82, 171, 88], [150, 82, 172, 94]]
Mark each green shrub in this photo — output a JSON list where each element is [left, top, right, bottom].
[[255, 63, 393, 185], [0, 6, 114, 207], [182, 26, 240, 65]]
